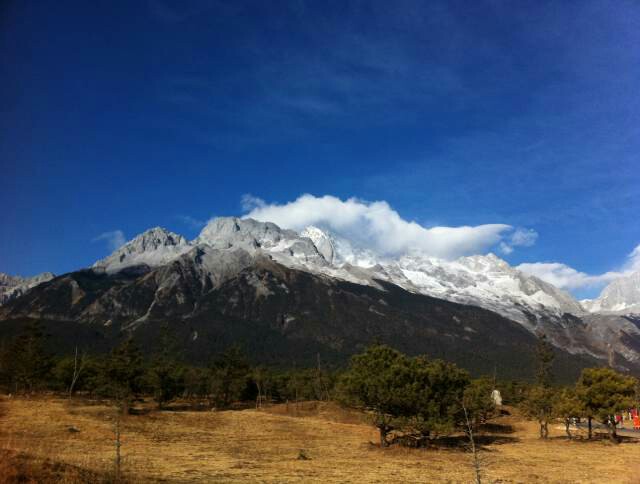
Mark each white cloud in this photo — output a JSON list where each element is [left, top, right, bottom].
[[244, 194, 530, 260], [510, 228, 538, 247], [92, 230, 126, 252], [516, 262, 621, 290], [517, 243, 640, 291], [499, 242, 514, 255], [241, 194, 266, 212], [500, 227, 538, 254], [176, 215, 206, 229], [627, 244, 640, 272]]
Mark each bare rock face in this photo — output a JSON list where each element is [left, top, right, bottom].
[[196, 217, 327, 266], [301, 226, 335, 264], [93, 227, 191, 273], [0, 272, 55, 305], [197, 217, 293, 250]]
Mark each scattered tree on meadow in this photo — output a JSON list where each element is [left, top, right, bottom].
[[577, 367, 637, 443], [6, 321, 53, 393], [0, 339, 12, 391], [339, 344, 471, 446], [183, 366, 210, 400], [104, 337, 145, 412], [53, 348, 94, 396], [499, 380, 529, 405], [552, 387, 584, 439], [252, 365, 271, 408], [463, 377, 497, 432], [209, 345, 252, 408], [522, 333, 555, 439], [407, 357, 469, 439], [149, 325, 185, 409], [462, 402, 484, 484], [339, 344, 417, 446], [534, 333, 554, 389], [521, 385, 555, 439]]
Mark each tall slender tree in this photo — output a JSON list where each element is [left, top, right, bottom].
[[535, 333, 554, 388], [149, 325, 185, 409], [105, 337, 145, 413], [523, 333, 555, 439]]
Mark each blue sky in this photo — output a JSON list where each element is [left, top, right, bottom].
[[1, 0, 638, 298]]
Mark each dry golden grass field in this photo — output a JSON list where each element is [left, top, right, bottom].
[[1, 396, 639, 483]]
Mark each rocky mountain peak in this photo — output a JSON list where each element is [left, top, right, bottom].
[[134, 227, 188, 249], [196, 217, 295, 250], [93, 227, 191, 273]]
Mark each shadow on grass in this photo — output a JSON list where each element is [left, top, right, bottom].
[[388, 433, 519, 450], [433, 434, 520, 450], [0, 449, 119, 484], [478, 422, 516, 434]]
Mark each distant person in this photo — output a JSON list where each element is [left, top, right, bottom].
[[491, 389, 502, 406]]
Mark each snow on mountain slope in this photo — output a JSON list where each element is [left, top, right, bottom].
[[291, 226, 584, 329], [8, 217, 639, 365], [93, 227, 191, 273], [388, 253, 585, 330], [0, 272, 55, 305], [300, 226, 335, 263], [89, 219, 587, 329], [582, 271, 640, 314]]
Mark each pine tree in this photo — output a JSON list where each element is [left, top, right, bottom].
[[339, 344, 470, 446], [9, 321, 53, 393], [522, 333, 556, 439], [105, 337, 145, 411], [209, 345, 252, 408], [577, 367, 637, 444], [552, 387, 584, 439], [535, 333, 554, 388], [149, 325, 185, 409], [338, 344, 413, 446], [463, 377, 497, 432]]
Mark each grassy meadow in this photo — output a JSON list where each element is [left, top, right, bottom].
[[1, 396, 639, 483]]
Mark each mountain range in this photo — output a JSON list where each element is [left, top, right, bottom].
[[0, 272, 55, 305], [1, 217, 639, 379]]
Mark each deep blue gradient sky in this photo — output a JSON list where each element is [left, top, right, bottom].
[[1, 1, 639, 298]]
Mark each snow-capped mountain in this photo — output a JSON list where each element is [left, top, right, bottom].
[[388, 253, 586, 330], [0, 272, 55, 305], [274, 224, 584, 330], [300, 226, 379, 267], [87, 218, 587, 331], [3, 216, 640, 372], [582, 271, 640, 314]]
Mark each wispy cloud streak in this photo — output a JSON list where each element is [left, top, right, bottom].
[[92, 230, 126, 251]]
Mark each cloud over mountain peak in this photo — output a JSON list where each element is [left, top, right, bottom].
[[243, 194, 532, 260]]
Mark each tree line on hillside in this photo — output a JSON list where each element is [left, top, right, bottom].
[[1, 321, 638, 445], [0, 322, 336, 410]]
